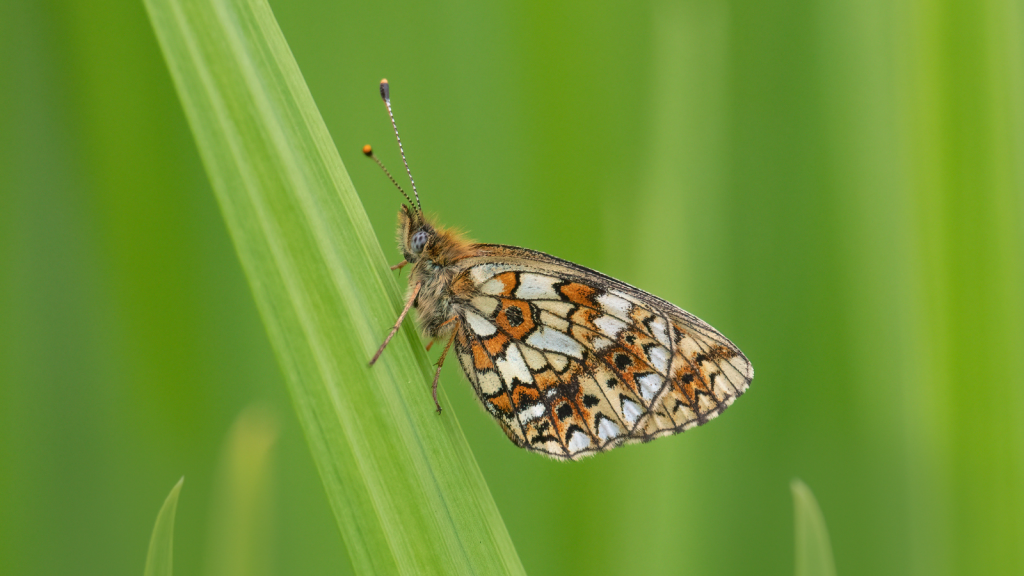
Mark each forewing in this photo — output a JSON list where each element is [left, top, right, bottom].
[[452, 246, 753, 460]]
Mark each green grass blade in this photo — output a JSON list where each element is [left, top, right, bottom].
[[142, 0, 525, 574], [791, 479, 837, 576], [144, 478, 184, 576]]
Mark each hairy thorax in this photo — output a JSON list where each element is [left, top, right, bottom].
[[409, 260, 458, 338], [405, 224, 479, 339]]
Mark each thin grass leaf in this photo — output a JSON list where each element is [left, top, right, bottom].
[[142, 0, 525, 574], [791, 479, 837, 576], [144, 478, 184, 576]]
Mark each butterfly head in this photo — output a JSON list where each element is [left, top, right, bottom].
[[396, 205, 472, 268], [398, 204, 434, 263]]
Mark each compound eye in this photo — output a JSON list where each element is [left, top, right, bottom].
[[410, 230, 429, 254]]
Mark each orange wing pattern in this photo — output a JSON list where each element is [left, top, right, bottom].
[[451, 249, 753, 460]]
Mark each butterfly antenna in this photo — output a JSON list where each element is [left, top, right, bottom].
[[379, 79, 422, 215], [362, 144, 415, 208]]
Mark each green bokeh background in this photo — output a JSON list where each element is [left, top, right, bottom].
[[2, 0, 1022, 575]]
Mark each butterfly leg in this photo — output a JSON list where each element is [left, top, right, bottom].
[[390, 260, 408, 271], [430, 325, 459, 414], [369, 282, 421, 366]]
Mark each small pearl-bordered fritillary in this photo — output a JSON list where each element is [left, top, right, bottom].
[[367, 80, 753, 460]]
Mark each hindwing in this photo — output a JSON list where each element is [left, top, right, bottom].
[[451, 245, 754, 460]]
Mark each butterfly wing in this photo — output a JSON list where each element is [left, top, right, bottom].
[[449, 245, 753, 460]]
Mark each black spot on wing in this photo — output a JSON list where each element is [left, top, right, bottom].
[[532, 433, 558, 445], [505, 306, 524, 327], [557, 403, 573, 420]]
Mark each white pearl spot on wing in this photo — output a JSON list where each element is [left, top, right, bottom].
[[515, 273, 560, 300], [496, 343, 534, 384], [637, 373, 664, 402], [622, 398, 643, 427], [596, 292, 633, 321], [597, 417, 620, 442], [465, 310, 497, 337], [568, 430, 592, 452], [650, 316, 671, 349], [518, 402, 546, 423], [593, 315, 628, 340], [649, 346, 671, 374], [526, 326, 584, 358]]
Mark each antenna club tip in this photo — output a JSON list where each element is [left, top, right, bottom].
[[379, 79, 390, 102], [380, 78, 388, 85], [362, 144, 373, 156]]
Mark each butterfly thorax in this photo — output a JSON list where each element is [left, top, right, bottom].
[[397, 207, 477, 339]]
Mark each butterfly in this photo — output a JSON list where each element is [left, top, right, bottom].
[[367, 79, 753, 460]]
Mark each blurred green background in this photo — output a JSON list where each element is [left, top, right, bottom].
[[2, 0, 1022, 574]]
